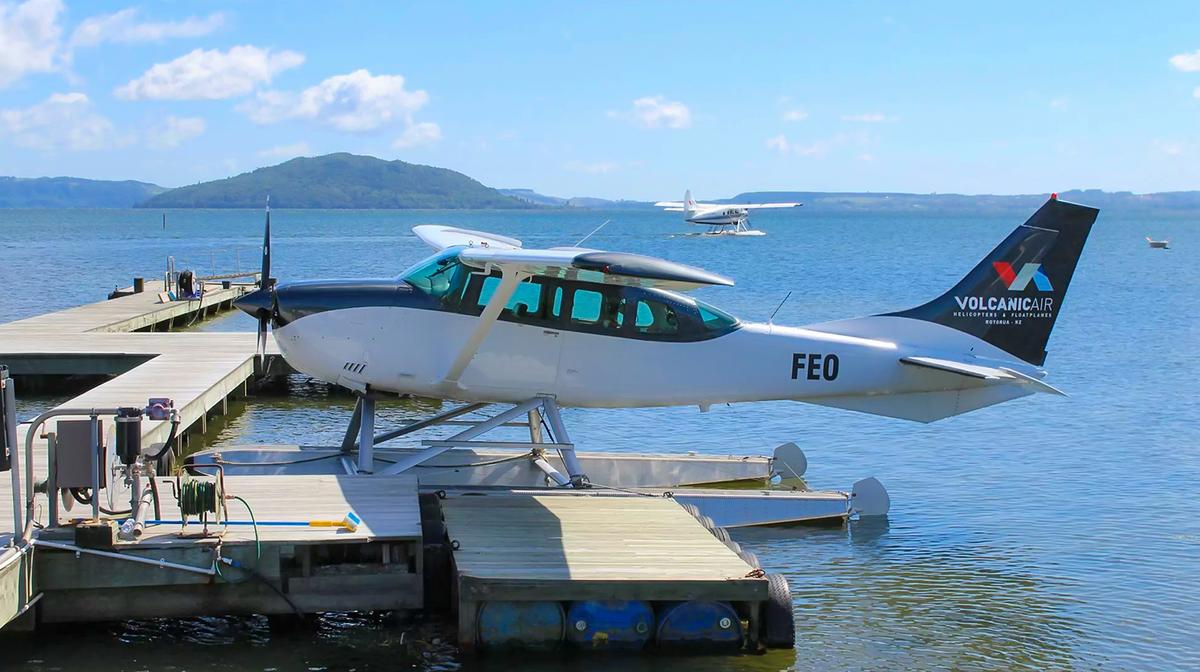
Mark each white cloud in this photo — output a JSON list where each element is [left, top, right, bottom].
[[782, 108, 808, 122], [257, 141, 313, 160], [841, 113, 891, 123], [1170, 49, 1200, 72], [241, 69, 429, 132], [765, 131, 866, 158], [146, 115, 205, 149], [1154, 139, 1183, 156], [564, 160, 619, 174], [611, 96, 691, 129], [1194, 86, 1200, 99], [0, 0, 64, 89], [70, 8, 224, 47], [0, 92, 123, 150], [1049, 97, 1068, 110], [115, 45, 305, 100], [394, 121, 441, 148]]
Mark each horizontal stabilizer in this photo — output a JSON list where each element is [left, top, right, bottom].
[[900, 356, 1065, 395]]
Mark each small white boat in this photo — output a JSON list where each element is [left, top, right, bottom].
[[1146, 237, 1170, 249]]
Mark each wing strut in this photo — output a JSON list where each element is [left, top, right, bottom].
[[443, 268, 528, 385]]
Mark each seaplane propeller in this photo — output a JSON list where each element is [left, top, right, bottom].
[[234, 199, 276, 360]]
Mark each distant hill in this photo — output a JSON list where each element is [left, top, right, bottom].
[[0, 176, 165, 208], [499, 188, 654, 210], [140, 153, 529, 209], [721, 189, 1200, 213], [499, 188, 568, 207]]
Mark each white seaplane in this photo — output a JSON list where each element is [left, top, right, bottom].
[[654, 190, 802, 236], [236, 195, 1097, 487]]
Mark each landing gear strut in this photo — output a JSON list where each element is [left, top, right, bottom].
[[340, 394, 589, 487]]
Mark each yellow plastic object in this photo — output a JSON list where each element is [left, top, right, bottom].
[[307, 511, 361, 532]]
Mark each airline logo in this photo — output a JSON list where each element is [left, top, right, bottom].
[[993, 262, 1052, 292]]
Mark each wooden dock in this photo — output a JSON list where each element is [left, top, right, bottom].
[[32, 474, 424, 623], [0, 280, 248, 337], [441, 491, 768, 649]]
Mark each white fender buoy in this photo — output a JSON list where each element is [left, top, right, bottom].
[[772, 442, 807, 479], [851, 477, 890, 517]]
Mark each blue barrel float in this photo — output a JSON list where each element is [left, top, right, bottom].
[[565, 600, 655, 650], [476, 601, 565, 652], [655, 600, 743, 650]]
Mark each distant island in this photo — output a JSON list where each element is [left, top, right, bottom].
[[0, 176, 164, 208], [138, 153, 527, 209], [2, 153, 1199, 213]]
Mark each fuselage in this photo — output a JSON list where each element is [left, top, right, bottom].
[[266, 260, 1037, 410], [685, 206, 749, 226]]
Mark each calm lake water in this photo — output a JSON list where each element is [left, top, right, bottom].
[[0, 206, 1197, 671]]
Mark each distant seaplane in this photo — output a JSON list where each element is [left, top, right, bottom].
[[654, 190, 801, 236], [236, 195, 1098, 486]]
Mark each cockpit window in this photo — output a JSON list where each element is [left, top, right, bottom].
[[401, 250, 469, 305], [634, 299, 679, 335]]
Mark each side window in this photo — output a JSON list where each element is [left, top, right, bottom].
[[634, 299, 680, 335], [507, 280, 542, 320], [470, 274, 544, 322], [570, 289, 602, 323]]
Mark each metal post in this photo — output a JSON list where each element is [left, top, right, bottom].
[[3, 372, 22, 545], [357, 394, 375, 474], [89, 414, 100, 521], [540, 397, 587, 487], [46, 433, 57, 528], [340, 397, 363, 453]]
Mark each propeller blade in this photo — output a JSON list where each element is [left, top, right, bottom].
[[261, 198, 271, 286]]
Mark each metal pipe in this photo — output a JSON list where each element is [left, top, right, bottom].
[[89, 414, 100, 521], [32, 539, 216, 576]]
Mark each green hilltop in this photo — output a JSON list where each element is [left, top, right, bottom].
[[138, 153, 529, 209], [0, 176, 164, 208]]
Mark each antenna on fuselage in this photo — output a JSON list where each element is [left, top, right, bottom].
[[768, 291, 792, 325], [574, 219, 610, 247]]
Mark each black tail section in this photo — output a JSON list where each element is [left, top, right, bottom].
[[885, 197, 1098, 366]]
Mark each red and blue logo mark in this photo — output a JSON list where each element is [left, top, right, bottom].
[[993, 262, 1052, 291]]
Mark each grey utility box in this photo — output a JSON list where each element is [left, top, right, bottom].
[[55, 419, 106, 489]]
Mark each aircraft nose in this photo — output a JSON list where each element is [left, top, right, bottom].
[[234, 287, 275, 319]]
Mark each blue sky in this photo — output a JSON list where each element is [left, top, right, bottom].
[[1, 1, 1199, 199]]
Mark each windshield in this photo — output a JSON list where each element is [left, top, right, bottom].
[[400, 249, 470, 303]]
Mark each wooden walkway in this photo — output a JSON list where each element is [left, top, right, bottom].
[[0, 283, 276, 549]]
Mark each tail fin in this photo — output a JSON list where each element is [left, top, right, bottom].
[[884, 196, 1098, 366], [684, 190, 696, 215]]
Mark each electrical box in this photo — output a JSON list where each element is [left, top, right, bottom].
[[55, 419, 106, 489]]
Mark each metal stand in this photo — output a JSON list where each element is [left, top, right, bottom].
[[359, 395, 589, 487]]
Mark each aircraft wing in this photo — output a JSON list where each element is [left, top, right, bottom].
[[457, 246, 733, 291], [413, 225, 522, 251], [654, 201, 720, 209], [737, 202, 803, 209], [900, 356, 1065, 395]]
